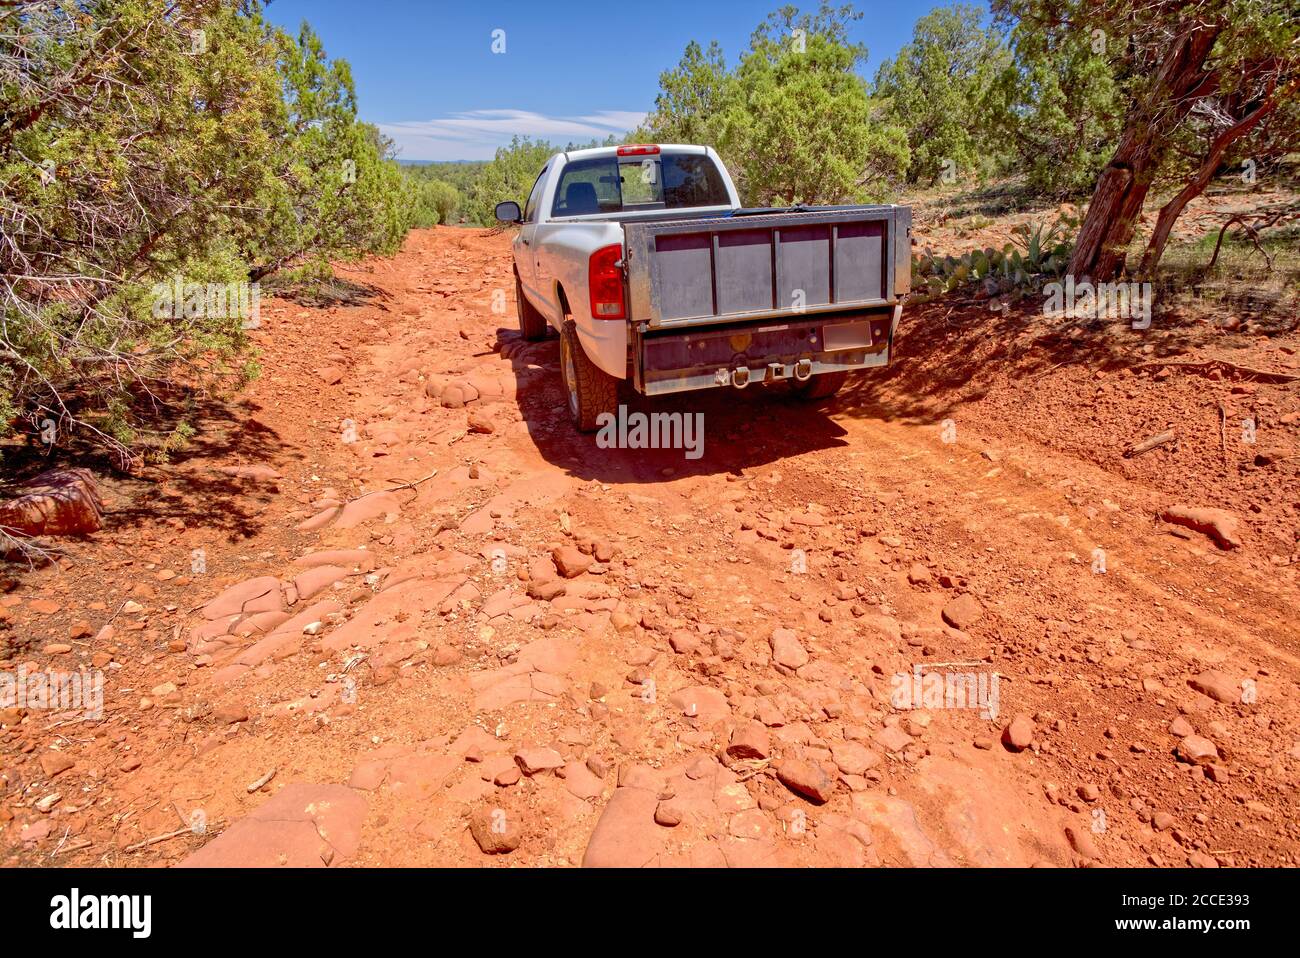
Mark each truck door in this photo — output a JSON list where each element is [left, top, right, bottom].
[[515, 165, 547, 301]]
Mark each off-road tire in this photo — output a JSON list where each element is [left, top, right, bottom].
[[559, 320, 619, 432], [516, 273, 548, 342], [790, 370, 849, 400]]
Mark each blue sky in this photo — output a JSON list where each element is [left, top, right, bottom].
[[264, 0, 953, 161]]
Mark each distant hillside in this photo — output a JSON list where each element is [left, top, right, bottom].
[[397, 159, 481, 166]]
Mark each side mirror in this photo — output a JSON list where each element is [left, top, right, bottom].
[[495, 201, 522, 223]]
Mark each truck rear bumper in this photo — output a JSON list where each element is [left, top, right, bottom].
[[633, 305, 899, 396]]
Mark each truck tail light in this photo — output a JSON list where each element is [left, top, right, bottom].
[[589, 244, 626, 320], [616, 144, 660, 156]]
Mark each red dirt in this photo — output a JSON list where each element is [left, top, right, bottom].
[[2, 225, 1297, 868]]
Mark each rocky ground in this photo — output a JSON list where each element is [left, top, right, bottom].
[[1, 220, 1297, 868]]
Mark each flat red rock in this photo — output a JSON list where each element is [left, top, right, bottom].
[[180, 784, 366, 867]]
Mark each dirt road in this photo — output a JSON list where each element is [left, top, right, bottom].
[[3, 226, 1297, 867]]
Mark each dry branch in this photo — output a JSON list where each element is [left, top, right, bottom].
[[1123, 430, 1176, 458]]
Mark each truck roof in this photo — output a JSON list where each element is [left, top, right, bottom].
[[558, 143, 712, 163]]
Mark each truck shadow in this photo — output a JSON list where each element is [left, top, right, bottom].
[[498, 329, 851, 483]]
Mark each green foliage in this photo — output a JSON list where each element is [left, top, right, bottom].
[[431, 179, 461, 224], [873, 5, 1010, 185], [147, 420, 196, 464], [405, 175, 460, 228], [243, 24, 411, 279], [1009, 214, 1076, 273], [404, 161, 486, 194], [0, 1, 411, 459], [983, 12, 1122, 196], [402, 162, 482, 228], [646, 3, 908, 206], [0, 383, 16, 463], [466, 136, 557, 226], [647, 40, 731, 146]]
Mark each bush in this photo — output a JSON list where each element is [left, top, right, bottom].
[[0, 0, 412, 461], [406, 176, 461, 228], [984, 16, 1123, 197], [874, 4, 1010, 185], [645, 3, 908, 206]]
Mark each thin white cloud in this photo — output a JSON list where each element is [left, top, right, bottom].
[[380, 109, 648, 162]]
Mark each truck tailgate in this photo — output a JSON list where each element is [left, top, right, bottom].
[[624, 206, 911, 329]]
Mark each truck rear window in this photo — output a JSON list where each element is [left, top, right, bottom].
[[551, 154, 729, 217]]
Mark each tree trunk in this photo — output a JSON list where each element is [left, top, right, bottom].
[[1139, 84, 1288, 276], [1067, 26, 1220, 283]]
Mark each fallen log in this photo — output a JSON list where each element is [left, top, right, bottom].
[[1138, 359, 1300, 384]]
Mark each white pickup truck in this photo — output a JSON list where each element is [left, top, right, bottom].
[[495, 144, 912, 431]]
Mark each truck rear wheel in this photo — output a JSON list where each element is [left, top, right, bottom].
[[516, 273, 548, 342], [559, 320, 618, 432], [790, 370, 849, 401]]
